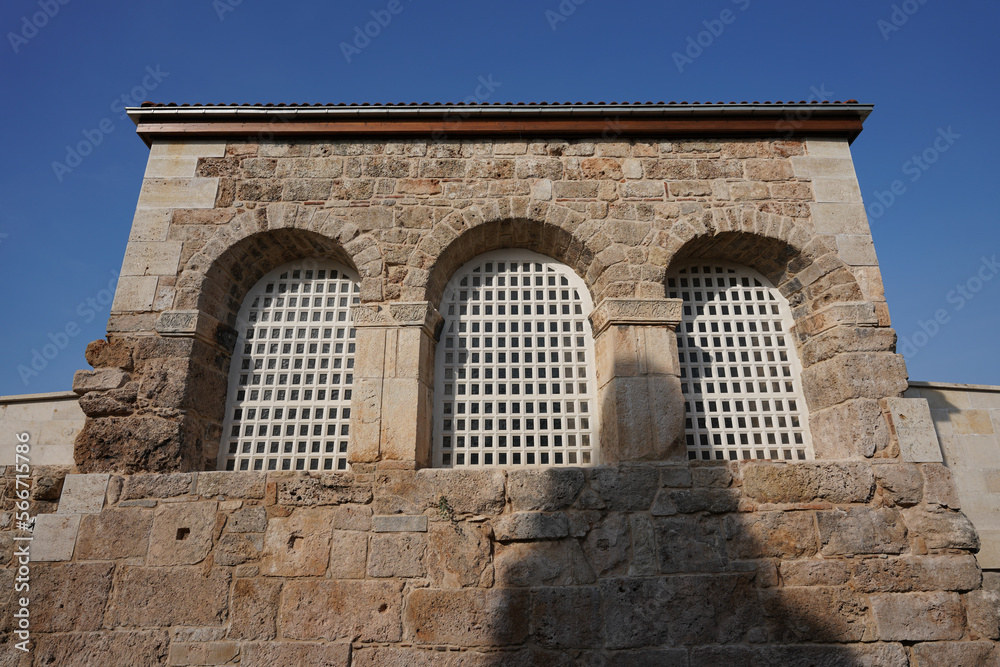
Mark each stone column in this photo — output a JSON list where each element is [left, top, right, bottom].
[[590, 298, 685, 463], [350, 302, 442, 470]]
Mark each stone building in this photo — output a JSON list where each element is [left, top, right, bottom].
[[3, 101, 999, 665]]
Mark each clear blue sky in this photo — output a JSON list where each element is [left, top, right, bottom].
[[1, 0, 998, 396]]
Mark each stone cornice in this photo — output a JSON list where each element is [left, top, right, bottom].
[[590, 298, 683, 336], [351, 301, 443, 335]]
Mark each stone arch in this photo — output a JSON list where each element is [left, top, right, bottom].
[[181, 205, 383, 331], [417, 211, 598, 311], [660, 217, 905, 459]]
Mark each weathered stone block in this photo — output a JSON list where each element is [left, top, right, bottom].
[[901, 506, 979, 551], [761, 587, 872, 642], [374, 469, 505, 516], [241, 642, 351, 667], [227, 506, 267, 533], [802, 353, 907, 411], [582, 513, 630, 577], [741, 462, 874, 504], [882, 397, 943, 462], [691, 644, 908, 667], [874, 462, 923, 507], [106, 566, 230, 627], [167, 641, 240, 666], [368, 533, 427, 577], [870, 592, 965, 640], [261, 508, 332, 576], [910, 641, 999, 667], [55, 473, 109, 515], [922, 463, 961, 508], [32, 630, 169, 667], [506, 468, 585, 511], [214, 532, 263, 566], [277, 474, 372, 506], [494, 512, 569, 541], [404, 588, 530, 646], [122, 473, 193, 499], [494, 540, 595, 586], [147, 500, 216, 566], [809, 398, 890, 458], [76, 508, 152, 559], [778, 559, 851, 587], [278, 580, 406, 644], [654, 515, 726, 573], [228, 578, 282, 640], [531, 587, 603, 649], [29, 513, 80, 561], [31, 562, 113, 632], [965, 589, 1000, 640], [588, 466, 659, 511], [425, 522, 491, 588], [817, 507, 907, 555], [198, 471, 266, 498], [372, 514, 428, 533], [329, 529, 368, 579], [73, 369, 130, 395], [724, 511, 818, 559], [851, 555, 981, 593]]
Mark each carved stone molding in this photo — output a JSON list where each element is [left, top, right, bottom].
[[154, 310, 237, 352], [351, 301, 443, 335], [590, 298, 683, 336]]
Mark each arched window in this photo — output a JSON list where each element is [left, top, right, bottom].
[[433, 250, 597, 468], [668, 263, 812, 461], [219, 260, 359, 472]]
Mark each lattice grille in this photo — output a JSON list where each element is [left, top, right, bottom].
[[220, 260, 359, 472], [433, 250, 597, 468], [668, 264, 812, 462]]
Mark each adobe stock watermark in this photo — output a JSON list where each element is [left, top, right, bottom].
[[51, 66, 170, 182], [877, 0, 931, 41], [213, 0, 243, 21], [672, 0, 751, 74], [430, 75, 502, 143], [774, 84, 835, 138], [545, 0, 588, 31], [12, 431, 33, 654], [7, 0, 71, 54], [340, 0, 414, 64], [17, 271, 119, 386], [898, 254, 998, 359], [866, 126, 959, 221]]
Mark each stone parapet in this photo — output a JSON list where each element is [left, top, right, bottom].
[[2, 461, 993, 664]]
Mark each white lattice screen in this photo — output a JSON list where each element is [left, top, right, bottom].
[[433, 250, 598, 468], [668, 263, 812, 461], [219, 260, 359, 472]]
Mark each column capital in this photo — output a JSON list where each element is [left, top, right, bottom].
[[351, 301, 443, 336], [590, 298, 683, 336]]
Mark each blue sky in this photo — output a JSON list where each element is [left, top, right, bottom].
[[1, 0, 997, 396]]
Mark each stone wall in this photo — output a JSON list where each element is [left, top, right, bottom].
[[0, 392, 82, 466], [2, 463, 997, 666], [905, 381, 1000, 570], [73, 135, 906, 472]]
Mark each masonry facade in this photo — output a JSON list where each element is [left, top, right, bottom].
[[3, 102, 998, 666]]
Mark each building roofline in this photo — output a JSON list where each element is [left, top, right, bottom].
[[126, 101, 874, 146]]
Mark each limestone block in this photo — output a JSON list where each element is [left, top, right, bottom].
[[494, 540, 595, 587], [110, 275, 158, 312], [760, 587, 872, 642], [329, 530, 368, 579], [241, 643, 351, 667], [328, 504, 372, 531], [276, 475, 372, 506], [582, 513, 629, 577], [660, 466, 693, 488], [147, 500, 217, 566], [778, 560, 851, 587], [280, 580, 403, 642], [31, 562, 113, 632], [693, 645, 908, 667], [588, 466, 659, 512], [72, 370, 129, 395], [837, 234, 879, 266], [654, 515, 726, 573], [149, 140, 226, 159], [56, 473, 110, 514], [870, 592, 965, 641], [404, 589, 529, 646], [136, 178, 219, 210], [143, 156, 198, 178], [167, 642, 239, 666], [801, 353, 908, 411], [666, 489, 740, 514], [873, 462, 924, 507], [32, 630, 169, 667], [368, 533, 426, 577], [372, 514, 427, 533], [600, 574, 757, 649], [425, 522, 491, 588], [805, 138, 853, 159], [816, 507, 907, 555], [628, 514, 658, 576], [741, 462, 874, 504], [910, 642, 999, 667], [374, 469, 505, 516], [494, 512, 569, 541], [809, 203, 871, 235], [227, 578, 282, 641], [812, 178, 862, 203], [531, 587, 603, 649], [851, 555, 981, 593], [76, 508, 152, 559], [198, 471, 266, 499], [214, 532, 262, 566], [965, 589, 1000, 640], [506, 468, 585, 511], [105, 566, 230, 627], [30, 514, 81, 561], [227, 506, 266, 533], [791, 156, 857, 180], [724, 511, 819, 559], [922, 463, 961, 509], [901, 506, 979, 551], [122, 473, 193, 499], [261, 509, 332, 576], [882, 397, 943, 462]]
